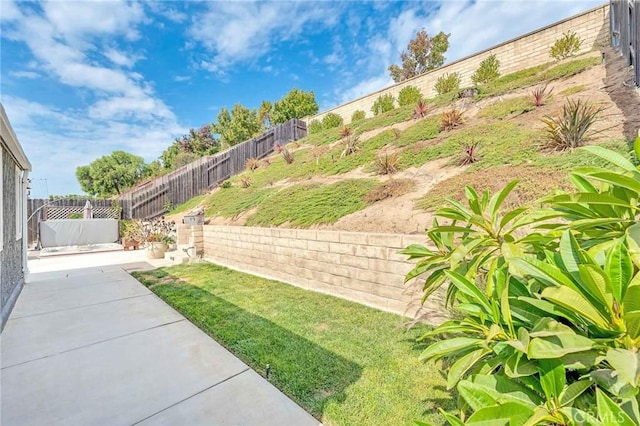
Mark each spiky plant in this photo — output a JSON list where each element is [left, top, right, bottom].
[[541, 99, 603, 150], [439, 109, 464, 131], [312, 146, 329, 165], [340, 126, 353, 139], [341, 134, 360, 157], [532, 84, 552, 107], [281, 146, 295, 164], [240, 176, 252, 188], [413, 99, 429, 119], [245, 157, 259, 172], [459, 141, 481, 166], [374, 152, 400, 175]]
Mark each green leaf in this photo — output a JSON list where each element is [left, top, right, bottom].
[[596, 388, 637, 426], [528, 334, 596, 359], [541, 286, 610, 329], [559, 380, 592, 407], [605, 242, 632, 303], [447, 347, 492, 390], [582, 145, 638, 172], [558, 407, 602, 426], [590, 370, 637, 398], [504, 352, 537, 378], [444, 271, 492, 315], [438, 410, 466, 426], [458, 374, 543, 411], [539, 359, 565, 402], [466, 402, 534, 426], [419, 337, 484, 361], [605, 349, 640, 387], [488, 180, 519, 222]]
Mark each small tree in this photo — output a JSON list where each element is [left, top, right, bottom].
[[388, 29, 450, 82], [212, 104, 261, 146], [434, 72, 461, 95], [351, 110, 366, 122], [550, 31, 582, 60], [322, 113, 344, 129], [471, 54, 500, 85], [76, 151, 146, 197], [271, 88, 319, 124], [371, 94, 395, 116], [397, 86, 423, 106]]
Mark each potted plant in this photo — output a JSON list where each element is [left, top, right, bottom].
[[138, 218, 177, 259], [120, 220, 141, 251]]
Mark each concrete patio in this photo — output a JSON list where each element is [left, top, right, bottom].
[[1, 250, 320, 426]]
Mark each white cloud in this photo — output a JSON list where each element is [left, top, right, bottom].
[[174, 75, 191, 82], [9, 70, 41, 79], [103, 48, 145, 68], [1, 1, 184, 196], [187, 1, 339, 70]]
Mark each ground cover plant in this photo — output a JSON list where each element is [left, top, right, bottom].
[[132, 263, 454, 426], [478, 96, 536, 119], [404, 145, 640, 425]]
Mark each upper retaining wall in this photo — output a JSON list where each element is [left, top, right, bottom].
[[310, 4, 609, 125], [197, 225, 447, 323]]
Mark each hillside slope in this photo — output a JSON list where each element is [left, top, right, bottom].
[[170, 51, 640, 234]]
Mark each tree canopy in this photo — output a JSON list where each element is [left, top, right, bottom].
[[160, 125, 220, 169], [271, 88, 319, 124], [388, 30, 450, 83], [76, 151, 146, 197], [212, 104, 262, 147]]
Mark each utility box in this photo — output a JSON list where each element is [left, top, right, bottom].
[[182, 212, 204, 226]]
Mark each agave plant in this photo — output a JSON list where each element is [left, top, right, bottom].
[[407, 144, 640, 425]]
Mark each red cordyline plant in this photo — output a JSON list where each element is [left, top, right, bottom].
[[340, 126, 353, 139], [459, 141, 480, 165], [413, 99, 429, 119], [532, 84, 552, 107]]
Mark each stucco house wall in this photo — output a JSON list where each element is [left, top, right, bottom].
[[1, 103, 32, 330]]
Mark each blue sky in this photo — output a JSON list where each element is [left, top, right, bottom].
[[1, 0, 602, 198]]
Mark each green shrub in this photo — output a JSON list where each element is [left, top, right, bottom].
[[307, 119, 323, 134], [397, 86, 422, 107], [404, 144, 640, 425], [371, 94, 395, 116], [321, 113, 344, 129], [471, 54, 500, 85], [351, 110, 366, 122], [434, 72, 461, 95], [550, 30, 582, 60]]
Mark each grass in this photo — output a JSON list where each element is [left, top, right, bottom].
[[399, 121, 540, 169], [351, 105, 414, 134], [477, 96, 536, 119], [132, 263, 453, 426], [246, 179, 379, 227], [394, 115, 441, 147], [204, 186, 276, 218], [416, 165, 572, 211], [170, 194, 207, 215], [558, 85, 587, 96]]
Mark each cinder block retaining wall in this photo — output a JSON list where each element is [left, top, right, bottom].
[[185, 225, 447, 322], [309, 4, 609, 124]]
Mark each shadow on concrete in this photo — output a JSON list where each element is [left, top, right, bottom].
[[135, 271, 362, 422]]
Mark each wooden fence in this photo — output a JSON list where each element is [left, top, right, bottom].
[[611, 0, 640, 86], [26, 198, 122, 246], [118, 119, 307, 219]]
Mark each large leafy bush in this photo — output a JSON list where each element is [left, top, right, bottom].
[[405, 144, 640, 425]]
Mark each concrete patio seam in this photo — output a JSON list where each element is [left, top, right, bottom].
[[129, 367, 252, 426], [1, 318, 187, 370], [8, 293, 152, 320]]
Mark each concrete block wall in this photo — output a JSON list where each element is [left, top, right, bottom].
[[309, 4, 609, 125], [196, 225, 448, 323]]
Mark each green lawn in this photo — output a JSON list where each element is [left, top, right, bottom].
[[132, 263, 453, 426]]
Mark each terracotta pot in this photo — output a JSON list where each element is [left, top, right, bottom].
[[122, 238, 140, 251]]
